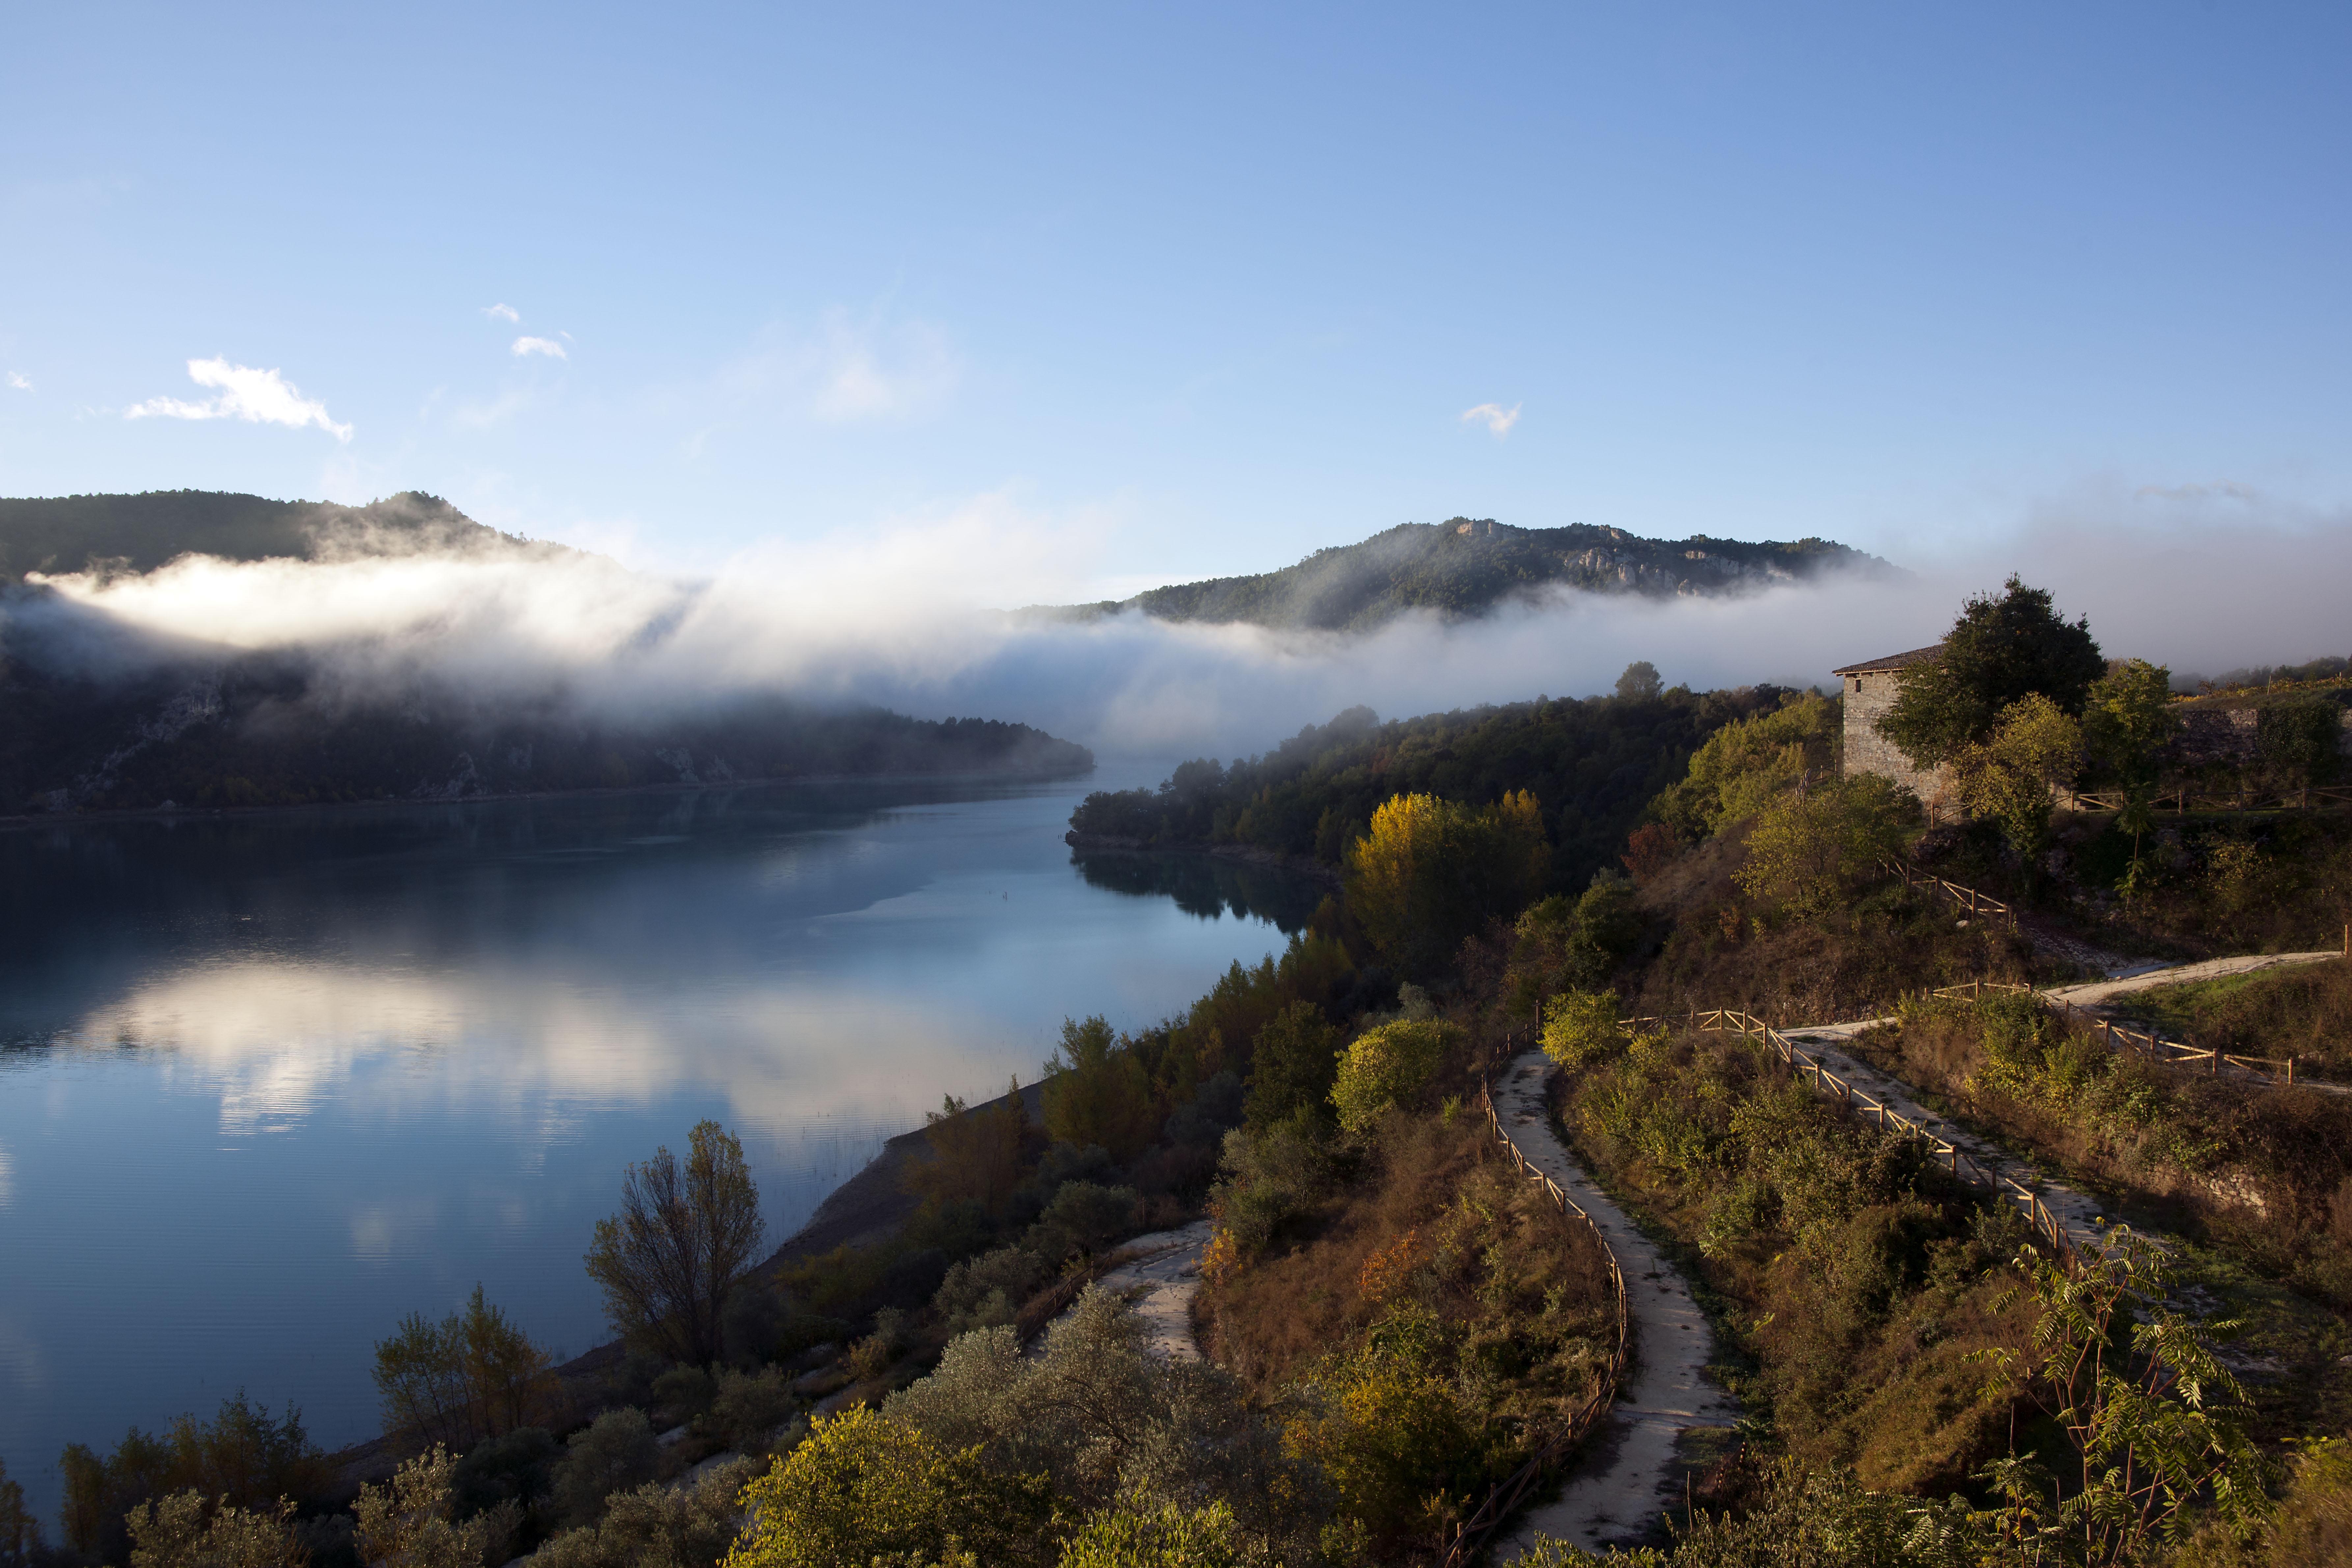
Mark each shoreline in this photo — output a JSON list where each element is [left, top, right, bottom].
[[1063, 830, 1343, 891], [0, 761, 1100, 836]]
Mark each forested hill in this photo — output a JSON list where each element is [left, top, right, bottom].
[[1067, 683, 1801, 894], [0, 490, 1094, 814], [1035, 519, 1888, 632], [0, 489, 560, 581]]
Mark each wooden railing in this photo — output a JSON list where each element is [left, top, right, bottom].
[[1930, 979, 2306, 1087], [1885, 858, 2015, 928], [1625, 1008, 2078, 1256], [1437, 1074, 1634, 1568]]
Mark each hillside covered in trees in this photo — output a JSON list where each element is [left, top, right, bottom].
[[1035, 518, 1889, 632], [0, 491, 1094, 814]]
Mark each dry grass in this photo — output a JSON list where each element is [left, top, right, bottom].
[[2114, 956, 2352, 1078], [1198, 1111, 1615, 1406]]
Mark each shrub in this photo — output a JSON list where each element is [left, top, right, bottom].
[[933, 1247, 1048, 1335], [59, 1392, 329, 1562], [1538, 990, 1629, 1071], [704, 1366, 799, 1452], [1649, 691, 1839, 839], [449, 1425, 557, 1520], [1329, 1020, 1459, 1133], [906, 1077, 1036, 1212], [549, 1407, 662, 1529], [373, 1284, 556, 1449], [1211, 1121, 1331, 1255], [353, 1445, 497, 1568], [649, 1364, 716, 1427], [1241, 1002, 1344, 1130], [1058, 1499, 1255, 1568], [124, 1491, 302, 1568], [1028, 1181, 1140, 1263], [1282, 1307, 1487, 1549], [882, 1288, 1319, 1550], [725, 1407, 1054, 1568], [534, 1455, 755, 1568]]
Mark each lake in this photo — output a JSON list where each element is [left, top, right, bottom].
[[0, 767, 1319, 1520]]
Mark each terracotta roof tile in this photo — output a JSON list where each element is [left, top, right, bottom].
[[1832, 642, 1945, 676]]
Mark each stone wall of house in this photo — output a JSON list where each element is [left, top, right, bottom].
[[1841, 670, 1954, 811]]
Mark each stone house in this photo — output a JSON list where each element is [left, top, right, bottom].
[[1833, 643, 1954, 812]]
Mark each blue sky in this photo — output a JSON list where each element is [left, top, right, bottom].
[[2, 3, 2347, 589]]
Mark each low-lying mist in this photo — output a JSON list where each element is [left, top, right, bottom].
[[15, 498, 2351, 761]]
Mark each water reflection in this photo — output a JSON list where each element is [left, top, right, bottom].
[[1068, 849, 1326, 931], [0, 771, 1310, 1521]]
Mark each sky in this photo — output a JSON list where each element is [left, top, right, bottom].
[[2, 3, 2349, 598]]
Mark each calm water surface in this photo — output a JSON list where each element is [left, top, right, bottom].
[[0, 767, 1317, 1519]]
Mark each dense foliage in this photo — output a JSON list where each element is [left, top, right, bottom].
[[1043, 519, 1880, 632], [1879, 576, 2106, 769], [1068, 683, 1800, 892]]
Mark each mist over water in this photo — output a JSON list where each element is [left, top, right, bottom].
[[18, 491, 2352, 760]]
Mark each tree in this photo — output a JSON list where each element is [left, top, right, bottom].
[[1972, 1229, 2269, 1567], [1539, 990, 1627, 1071], [724, 1407, 1054, 1568], [373, 1285, 554, 1448], [1041, 1017, 1159, 1162], [1735, 774, 1916, 919], [1614, 661, 1662, 702], [1953, 694, 2084, 868], [584, 1120, 766, 1366], [1345, 791, 1548, 976], [1329, 1020, 1460, 1133], [1647, 692, 1837, 840], [2082, 659, 2179, 788], [907, 1078, 1034, 1212], [1059, 1500, 1254, 1568], [1242, 1002, 1344, 1130], [1879, 577, 2104, 770], [60, 1394, 328, 1564], [0, 1459, 40, 1568]]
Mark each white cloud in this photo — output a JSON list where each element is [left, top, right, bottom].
[[5, 372, 28, 391], [483, 303, 521, 323], [512, 336, 567, 360], [125, 357, 353, 441], [1460, 401, 1522, 437]]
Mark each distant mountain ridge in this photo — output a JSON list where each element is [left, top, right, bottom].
[[1036, 518, 1891, 632], [0, 490, 1092, 814], [0, 488, 564, 581]]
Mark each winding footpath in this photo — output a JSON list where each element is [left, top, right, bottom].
[[1489, 1051, 1740, 1559]]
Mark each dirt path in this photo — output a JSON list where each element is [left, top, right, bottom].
[[1778, 1020, 2109, 1250], [1489, 1051, 1739, 1559], [1084, 1219, 1215, 1362], [2043, 950, 2341, 1009]]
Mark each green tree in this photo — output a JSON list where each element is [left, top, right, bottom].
[[372, 1284, 554, 1448], [1345, 791, 1548, 976], [1972, 1228, 2270, 1567], [1953, 694, 2084, 868], [1614, 661, 1663, 702], [1539, 990, 1629, 1071], [1649, 692, 1838, 840], [60, 1394, 327, 1563], [2082, 659, 2179, 787], [908, 1078, 1034, 1212], [1329, 1020, 1460, 1133], [584, 1120, 766, 1366], [1242, 1002, 1344, 1129], [1735, 774, 1916, 919], [1041, 1017, 1159, 1162], [1880, 577, 2105, 770], [725, 1407, 1054, 1568]]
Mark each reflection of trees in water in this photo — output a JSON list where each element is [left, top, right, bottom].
[[1069, 851, 1320, 933]]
